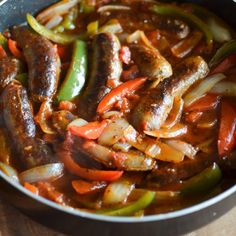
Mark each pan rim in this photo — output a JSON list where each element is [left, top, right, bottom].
[[1, 170, 236, 223]]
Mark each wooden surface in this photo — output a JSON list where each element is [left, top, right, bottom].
[[0, 197, 235, 236]]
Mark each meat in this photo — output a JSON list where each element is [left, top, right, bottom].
[[0, 57, 19, 92], [12, 27, 61, 102], [149, 152, 217, 186], [80, 32, 122, 120], [132, 56, 209, 131], [130, 44, 172, 81], [1, 82, 55, 168]]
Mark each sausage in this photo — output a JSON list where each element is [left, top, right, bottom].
[[149, 152, 217, 186], [1, 82, 55, 168], [79, 33, 122, 120], [132, 56, 209, 131], [130, 44, 172, 81], [12, 27, 61, 102], [0, 57, 19, 92]]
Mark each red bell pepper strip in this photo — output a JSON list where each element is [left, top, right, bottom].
[[68, 120, 108, 140], [60, 143, 123, 181], [0, 45, 7, 59], [8, 39, 22, 58], [210, 55, 236, 75], [72, 180, 107, 195], [185, 111, 203, 123], [218, 101, 236, 156], [97, 77, 147, 114], [186, 94, 220, 112], [24, 182, 39, 195]]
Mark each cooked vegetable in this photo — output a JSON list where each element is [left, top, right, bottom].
[[0, 162, 19, 182], [103, 180, 134, 205], [209, 40, 236, 68], [144, 123, 187, 139], [97, 77, 147, 114], [186, 94, 220, 112], [181, 163, 222, 196], [151, 4, 213, 46], [57, 40, 87, 102], [72, 180, 107, 195], [184, 73, 225, 107], [8, 39, 22, 58], [69, 120, 108, 140], [1, 0, 233, 217], [20, 163, 64, 183], [165, 140, 198, 159], [98, 5, 131, 12], [218, 102, 236, 157], [36, 0, 79, 24], [187, 3, 233, 43], [27, 14, 81, 44], [171, 30, 203, 58], [98, 191, 155, 216]]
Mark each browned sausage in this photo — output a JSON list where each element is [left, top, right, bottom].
[[130, 44, 172, 81], [12, 27, 61, 102], [0, 57, 19, 92], [132, 56, 209, 131], [149, 152, 217, 186], [1, 82, 55, 168], [79, 32, 122, 120]]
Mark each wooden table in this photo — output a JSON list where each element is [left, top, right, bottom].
[[0, 198, 235, 236]]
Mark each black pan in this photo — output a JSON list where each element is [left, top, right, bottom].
[[0, 0, 236, 235]]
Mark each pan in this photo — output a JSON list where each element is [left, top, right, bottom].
[[0, 0, 236, 235]]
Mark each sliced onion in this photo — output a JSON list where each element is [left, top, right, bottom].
[[67, 118, 88, 128], [126, 30, 153, 49], [123, 125, 161, 157], [210, 81, 236, 97], [165, 140, 198, 159], [35, 100, 55, 134], [162, 98, 184, 129], [98, 118, 130, 146], [208, 18, 232, 43], [184, 73, 226, 107], [116, 151, 155, 171], [103, 180, 134, 206], [0, 162, 19, 182], [36, 0, 80, 24], [98, 19, 123, 34], [80, 141, 115, 167], [102, 111, 123, 119], [145, 123, 187, 139], [45, 15, 63, 29], [155, 141, 185, 163], [113, 142, 131, 152], [98, 5, 131, 13], [20, 163, 64, 183]]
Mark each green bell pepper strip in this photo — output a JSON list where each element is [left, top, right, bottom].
[[57, 40, 87, 102], [151, 5, 213, 46], [209, 40, 236, 68], [180, 163, 222, 197], [16, 73, 28, 87], [0, 33, 7, 50], [185, 3, 234, 43], [26, 14, 84, 44], [97, 191, 155, 216]]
